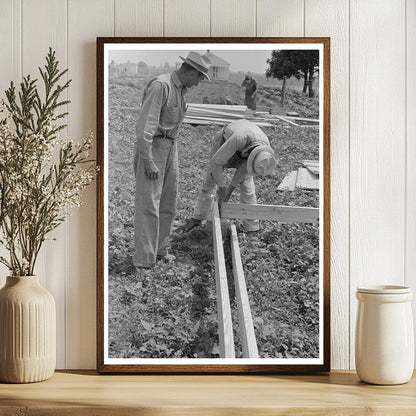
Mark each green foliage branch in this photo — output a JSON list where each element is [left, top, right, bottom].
[[0, 48, 97, 276]]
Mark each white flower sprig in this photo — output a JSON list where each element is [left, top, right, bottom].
[[0, 48, 97, 276]]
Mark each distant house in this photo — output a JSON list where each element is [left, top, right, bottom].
[[118, 61, 137, 75], [203, 50, 230, 81], [137, 61, 149, 75]]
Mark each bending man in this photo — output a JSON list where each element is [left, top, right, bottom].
[[185, 119, 276, 232], [134, 51, 210, 269]]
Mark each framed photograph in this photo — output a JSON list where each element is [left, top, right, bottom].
[[97, 37, 330, 373]]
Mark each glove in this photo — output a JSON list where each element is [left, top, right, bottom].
[[217, 187, 227, 203]]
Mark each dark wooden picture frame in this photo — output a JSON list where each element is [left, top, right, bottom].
[[97, 37, 330, 373]]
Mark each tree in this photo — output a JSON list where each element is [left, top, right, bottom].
[[292, 50, 319, 97], [266, 49, 319, 99], [266, 50, 300, 105]]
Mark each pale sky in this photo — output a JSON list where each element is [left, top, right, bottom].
[[108, 49, 274, 75]]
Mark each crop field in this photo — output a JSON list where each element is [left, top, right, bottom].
[[107, 75, 320, 359]]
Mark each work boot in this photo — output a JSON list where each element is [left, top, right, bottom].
[[156, 253, 176, 263], [182, 218, 202, 232], [246, 229, 260, 238], [135, 263, 154, 270]]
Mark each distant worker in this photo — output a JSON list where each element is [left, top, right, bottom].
[[133, 51, 211, 269], [183, 119, 276, 233], [241, 72, 257, 110]]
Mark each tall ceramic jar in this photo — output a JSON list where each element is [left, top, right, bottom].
[[355, 285, 414, 385], [0, 276, 56, 383]]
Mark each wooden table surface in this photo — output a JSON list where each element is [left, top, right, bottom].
[[1, 370, 415, 415]]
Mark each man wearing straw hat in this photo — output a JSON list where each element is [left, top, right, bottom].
[[183, 119, 276, 233], [133, 51, 211, 269]]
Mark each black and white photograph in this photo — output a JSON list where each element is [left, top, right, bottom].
[[97, 38, 330, 373]]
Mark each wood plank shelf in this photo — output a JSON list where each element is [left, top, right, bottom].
[[1, 371, 415, 415]]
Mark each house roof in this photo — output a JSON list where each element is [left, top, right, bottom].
[[203, 51, 230, 67]]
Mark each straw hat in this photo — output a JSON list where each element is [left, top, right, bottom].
[[247, 145, 276, 176], [179, 51, 211, 80]]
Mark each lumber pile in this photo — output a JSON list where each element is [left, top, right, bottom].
[[277, 160, 320, 191], [119, 103, 319, 128], [184, 103, 272, 127], [120, 103, 319, 127], [184, 104, 319, 128]]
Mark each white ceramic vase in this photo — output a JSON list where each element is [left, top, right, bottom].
[[0, 276, 56, 383], [355, 285, 414, 385]]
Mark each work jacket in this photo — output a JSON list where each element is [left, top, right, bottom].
[[209, 119, 270, 188], [135, 72, 187, 161]]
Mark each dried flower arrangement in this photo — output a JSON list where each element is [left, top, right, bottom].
[[0, 48, 97, 276]]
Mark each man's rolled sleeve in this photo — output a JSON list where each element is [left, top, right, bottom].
[[209, 136, 239, 187], [136, 82, 167, 160]]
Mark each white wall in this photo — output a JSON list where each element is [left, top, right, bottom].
[[0, 0, 414, 370]]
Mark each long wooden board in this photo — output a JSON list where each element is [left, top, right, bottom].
[[301, 160, 320, 175], [273, 115, 300, 126], [188, 103, 248, 111], [277, 170, 298, 191], [230, 224, 259, 358], [212, 201, 235, 358], [221, 202, 319, 223], [296, 167, 319, 190], [284, 116, 319, 123], [183, 117, 272, 127]]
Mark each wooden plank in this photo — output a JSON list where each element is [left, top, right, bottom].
[[230, 224, 259, 358], [349, 0, 406, 369], [257, 0, 304, 37], [188, 103, 248, 111], [303, 166, 320, 176], [212, 202, 235, 358], [183, 118, 220, 126], [211, 0, 255, 37], [184, 116, 236, 123], [115, 0, 163, 36], [164, 0, 210, 36], [185, 113, 241, 122], [285, 116, 319, 123], [186, 111, 270, 122], [183, 117, 271, 128], [221, 203, 319, 223], [406, 0, 416, 366], [186, 107, 247, 118], [274, 115, 300, 127], [301, 160, 320, 176], [277, 170, 298, 191], [22, 0, 67, 369], [296, 167, 319, 190], [301, 160, 320, 166], [67, 0, 114, 369]]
